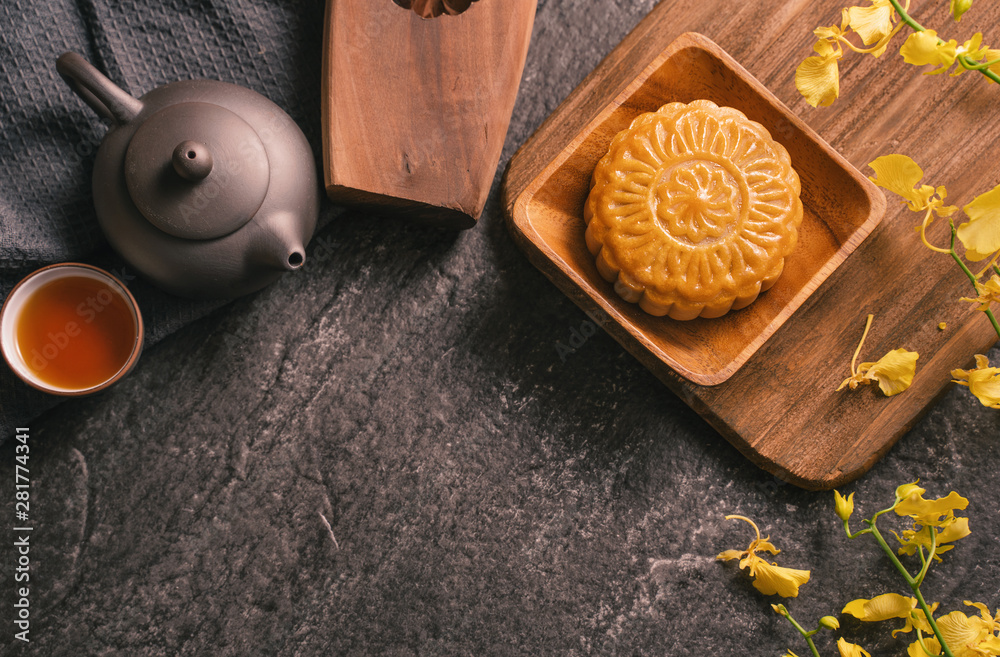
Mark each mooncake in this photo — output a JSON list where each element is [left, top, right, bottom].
[[584, 100, 803, 320]]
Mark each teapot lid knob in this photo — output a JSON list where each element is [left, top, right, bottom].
[[172, 141, 214, 181], [124, 102, 270, 241]]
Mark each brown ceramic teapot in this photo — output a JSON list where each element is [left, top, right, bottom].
[[56, 52, 320, 299]]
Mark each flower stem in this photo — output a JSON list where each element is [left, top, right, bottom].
[[886, 0, 1000, 84], [782, 611, 823, 657], [850, 314, 875, 376], [949, 225, 1000, 339], [959, 56, 1000, 71], [865, 518, 956, 657], [913, 527, 937, 587], [843, 518, 872, 539]]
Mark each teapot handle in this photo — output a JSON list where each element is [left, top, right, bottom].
[[56, 52, 143, 125]]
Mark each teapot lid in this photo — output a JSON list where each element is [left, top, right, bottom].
[[125, 102, 270, 240]]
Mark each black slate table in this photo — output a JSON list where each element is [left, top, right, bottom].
[[2, 1, 998, 655]]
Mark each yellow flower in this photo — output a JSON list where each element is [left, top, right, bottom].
[[796, 38, 842, 107], [838, 315, 918, 396], [893, 483, 969, 527], [910, 602, 1000, 657], [834, 490, 855, 521], [814, 10, 851, 41], [952, 354, 1000, 408], [951, 0, 974, 22], [960, 274, 1000, 311], [895, 516, 971, 560], [844, 593, 936, 637], [957, 183, 1000, 261], [848, 0, 896, 52], [900, 30, 959, 74], [868, 154, 936, 210], [867, 155, 957, 216], [837, 637, 872, 657], [951, 33, 991, 78], [717, 515, 811, 598]]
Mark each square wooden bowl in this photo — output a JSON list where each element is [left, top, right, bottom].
[[506, 32, 885, 385]]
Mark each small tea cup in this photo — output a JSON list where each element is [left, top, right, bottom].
[[0, 263, 144, 396]]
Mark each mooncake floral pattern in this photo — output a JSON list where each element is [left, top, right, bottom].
[[392, 0, 479, 18], [584, 100, 803, 320]]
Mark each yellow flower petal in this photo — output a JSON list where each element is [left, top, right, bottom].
[[963, 600, 997, 626], [848, 0, 895, 45], [716, 549, 744, 561], [958, 183, 1000, 261], [936, 609, 989, 652], [952, 354, 1000, 408], [951, 0, 974, 22], [815, 24, 846, 40], [747, 559, 811, 597], [796, 44, 841, 107], [837, 637, 872, 657], [844, 593, 941, 638], [894, 489, 969, 526], [844, 593, 919, 622], [860, 348, 919, 396], [867, 155, 935, 211], [900, 30, 958, 74]]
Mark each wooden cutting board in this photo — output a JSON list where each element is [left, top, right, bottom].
[[502, 0, 1000, 489], [322, 0, 536, 229]]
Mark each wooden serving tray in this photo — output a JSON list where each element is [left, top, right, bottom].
[[509, 33, 885, 386], [502, 4, 1000, 489]]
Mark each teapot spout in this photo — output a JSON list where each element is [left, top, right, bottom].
[[249, 214, 308, 272]]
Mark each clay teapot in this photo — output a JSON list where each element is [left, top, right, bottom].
[[56, 52, 320, 299]]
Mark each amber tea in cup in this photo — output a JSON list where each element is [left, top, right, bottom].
[[1, 264, 143, 395]]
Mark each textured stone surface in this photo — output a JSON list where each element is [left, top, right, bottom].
[[2, 1, 999, 655]]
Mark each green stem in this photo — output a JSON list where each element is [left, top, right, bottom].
[[950, 225, 1000, 339], [913, 528, 937, 587], [845, 522, 873, 539], [886, 0, 1000, 84], [887, 0, 926, 31], [916, 629, 939, 657], [866, 519, 956, 657], [783, 612, 823, 657], [959, 56, 1000, 71], [866, 518, 916, 587]]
